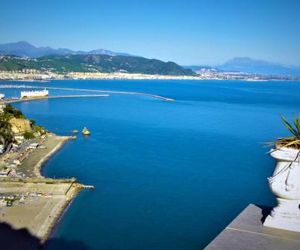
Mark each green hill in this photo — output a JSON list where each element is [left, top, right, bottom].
[[0, 55, 195, 76]]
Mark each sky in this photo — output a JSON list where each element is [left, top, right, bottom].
[[0, 0, 299, 66]]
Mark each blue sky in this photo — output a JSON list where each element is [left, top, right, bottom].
[[0, 0, 299, 66]]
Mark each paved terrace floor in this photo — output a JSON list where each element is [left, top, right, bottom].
[[205, 204, 300, 250]]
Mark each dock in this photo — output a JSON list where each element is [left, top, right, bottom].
[[0, 85, 175, 102], [205, 204, 300, 250], [4, 94, 109, 104]]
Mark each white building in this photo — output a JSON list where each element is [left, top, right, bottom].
[[20, 89, 49, 99], [0, 93, 5, 99]]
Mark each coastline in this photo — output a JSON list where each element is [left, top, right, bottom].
[[0, 132, 91, 244], [33, 135, 71, 178], [0, 71, 297, 81], [44, 194, 76, 243], [0, 71, 200, 81], [41, 182, 83, 243]]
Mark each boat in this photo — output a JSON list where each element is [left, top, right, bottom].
[[72, 129, 79, 134], [82, 127, 91, 135]]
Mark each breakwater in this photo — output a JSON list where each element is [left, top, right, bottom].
[[0, 84, 175, 102]]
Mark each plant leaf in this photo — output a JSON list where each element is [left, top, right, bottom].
[[281, 115, 297, 136], [294, 116, 300, 136]]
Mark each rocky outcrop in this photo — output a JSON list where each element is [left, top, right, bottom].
[[9, 118, 32, 134]]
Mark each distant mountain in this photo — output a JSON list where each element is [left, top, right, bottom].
[[218, 57, 300, 77], [0, 41, 131, 58], [0, 55, 195, 76]]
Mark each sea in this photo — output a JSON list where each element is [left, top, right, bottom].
[[1, 79, 300, 250]]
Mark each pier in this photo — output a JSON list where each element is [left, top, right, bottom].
[[0, 85, 175, 102], [4, 94, 109, 104]]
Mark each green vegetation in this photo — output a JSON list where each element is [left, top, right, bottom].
[[0, 104, 45, 150], [30, 119, 36, 125], [0, 55, 196, 76], [23, 131, 35, 139], [33, 125, 46, 135], [281, 115, 300, 138], [0, 105, 23, 147], [277, 114, 300, 149], [0, 112, 13, 148], [3, 104, 25, 119]]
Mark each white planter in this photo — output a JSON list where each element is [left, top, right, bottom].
[[263, 147, 300, 232]]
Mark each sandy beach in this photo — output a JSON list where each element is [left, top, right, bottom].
[[17, 134, 70, 178], [0, 133, 90, 243], [0, 181, 82, 241]]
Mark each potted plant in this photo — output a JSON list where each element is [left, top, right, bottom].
[[263, 114, 300, 232]]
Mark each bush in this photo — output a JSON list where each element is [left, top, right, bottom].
[[0, 115, 14, 146], [23, 131, 35, 139], [30, 119, 36, 126], [33, 125, 46, 134], [3, 104, 25, 119]]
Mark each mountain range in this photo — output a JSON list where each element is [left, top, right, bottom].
[[218, 57, 300, 77], [0, 41, 131, 58], [186, 57, 300, 77], [1, 42, 300, 77], [0, 54, 195, 76], [0, 41, 196, 75]]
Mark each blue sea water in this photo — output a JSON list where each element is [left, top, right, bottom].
[[2, 79, 300, 249]]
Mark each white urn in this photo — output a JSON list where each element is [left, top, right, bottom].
[[264, 146, 300, 232]]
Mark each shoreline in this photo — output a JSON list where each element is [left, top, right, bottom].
[[33, 135, 72, 178], [30, 134, 86, 243], [0, 71, 296, 81], [41, 182, 83, 243], [0, 72, 201, 81], [0, 132, 91, 244], [45, 192, 76, 242]]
